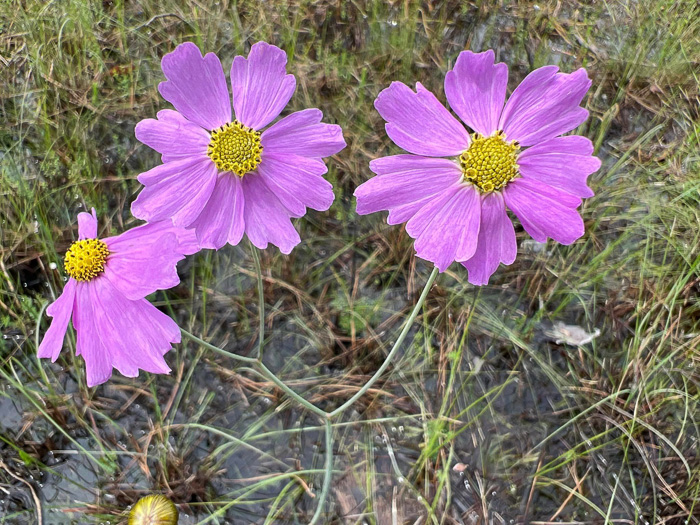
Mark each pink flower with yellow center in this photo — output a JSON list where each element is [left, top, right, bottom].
[[355, 50, 601, 284], [38, 210, 198, 387], [131, 42, 346, 253]]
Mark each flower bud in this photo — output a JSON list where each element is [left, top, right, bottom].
[[128, 495, 178, 525]]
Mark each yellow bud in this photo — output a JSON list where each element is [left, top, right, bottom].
[[128, 495, 178, 525]]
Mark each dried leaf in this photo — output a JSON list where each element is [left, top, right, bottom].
[[545, 321, 601, 346]]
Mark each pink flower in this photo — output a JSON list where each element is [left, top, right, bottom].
[[38, 210, 198, 387], [131, 42, 346, 253], [355, 50, 601, 284]]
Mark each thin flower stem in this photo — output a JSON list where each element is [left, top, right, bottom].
[[180, 328, 328, 420], [256, 361, 329, 419], [251, 247, 265, 361], [308, 418, 334, 525], [186, 331, 329, 418], [180, 329, 258, 364], [249, 245, 327, 419], [186, 266, 439, 420], [183, 329, 326, 417], [184, 265, 439, 525], [327, 266, 439, 419]]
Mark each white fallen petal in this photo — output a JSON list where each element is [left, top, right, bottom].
[[545, 321, 601, 346]]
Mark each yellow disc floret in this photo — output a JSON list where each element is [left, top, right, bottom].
[[459, 131, 520, 193], [64, 239, 109, 282], [207, 120, 263, 176]]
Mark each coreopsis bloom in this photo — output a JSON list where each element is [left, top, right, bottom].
[[38, 209, 198, 387], [355, 50, 601, 284], [131, 42, 346, 252]]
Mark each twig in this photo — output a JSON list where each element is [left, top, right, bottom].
[[133, 13, 187, 30], [0, 460, 42, 525]]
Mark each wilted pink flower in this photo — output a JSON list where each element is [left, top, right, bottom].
[[355, 50, 601, 284], [38, 210, 198, 387], [131, 42, 346, 253]]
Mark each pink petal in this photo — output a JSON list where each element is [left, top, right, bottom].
[[257, 153, 334, 215], [158, 42, 232, 130], [241, 174, 301, 254], [104, 221, 199, 256], [131, 157, 218, 228], [173, 225, 201, 255], [374, 82, 470, 156], [37, 279, 77, 361], [231, 42, 296, 130], [444, 50, 508, 136], [503, 177, 584, 244], [355, 155, 463, 225], [411, 185, 481, 272], [518, 136, 600, 198], [148, 302, 182, 347], [525, 134, 595, 156], [78, 208, 98, 239], [405, 184, 462, 239], [73, 282, 113, 387], [190, 174, 246, 250], [499, 67, 591, 146], [387, 194, 445, 226], [135, 110, 210, 163], [121, 220, 200, 255], [261, 109, 346, 158], [102, 230, 183, 300], [86, 277, 176, 383], [461, 192, 517, 285]]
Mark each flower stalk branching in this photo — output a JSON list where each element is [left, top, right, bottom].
[[182, 249, 440, 523]]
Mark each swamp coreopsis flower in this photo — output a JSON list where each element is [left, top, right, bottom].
[[131, 42, 346, 253], [355, 50, 601, 284], [38, 209, 198, 387]]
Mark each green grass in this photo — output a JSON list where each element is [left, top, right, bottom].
[[1, 0, 699, 523]]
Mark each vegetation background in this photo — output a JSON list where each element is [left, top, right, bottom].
[[1, 0, 699, 523]]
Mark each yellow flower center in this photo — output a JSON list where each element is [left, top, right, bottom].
[[459, 131, 520, 193], [64, 239, 109, 282], [207, 120, 263, 177]]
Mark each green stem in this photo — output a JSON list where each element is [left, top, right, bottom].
[[327, 266, 439, 419], [184, 328, 328, 416], [185, 263, 439, 524], [181, 328, 257, 364], [187, 266, 439, 420], [256, 361, 329, 419], [308, 418, 334, 525], [251, 247, 265, 361]]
